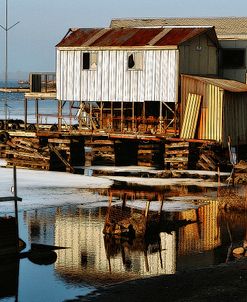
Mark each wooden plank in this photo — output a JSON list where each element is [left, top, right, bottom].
[[5, 150, 49, 160], [165, 157, 188, 163], [49, 144, 74, 173], [48, 138, 71, 144], [180, 93, 202, 139], [165, 150, 189, 155], [0, 196, 22, 202], [165, 142, 189, 148]]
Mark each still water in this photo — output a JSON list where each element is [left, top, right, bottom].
[[0, 185, 246, 302], [0, 81, 72, 124]]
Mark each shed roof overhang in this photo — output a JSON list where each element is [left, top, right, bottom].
[[56, 26, 218, 49], [182, 74, 247, 93]]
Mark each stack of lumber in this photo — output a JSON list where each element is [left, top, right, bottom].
[[164, 142, 189, 169], [5, 137, 50, 170], [87, 139, 115, 165], [0, 142, 8, 158], [138, 141, 164, 167]]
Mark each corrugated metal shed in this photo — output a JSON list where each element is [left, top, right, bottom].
[[56, 27, 216, 48], [181, 75, 247, 146], [183, 75, 247, 93], [110, 17, 247, 40]]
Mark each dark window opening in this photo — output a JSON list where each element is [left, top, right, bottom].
[[221, 49, 246, 69], [83, 53, 90, 70], [128, 54, 135, 69]]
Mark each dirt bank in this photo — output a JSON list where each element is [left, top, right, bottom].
[[76, 258, 247, 302]]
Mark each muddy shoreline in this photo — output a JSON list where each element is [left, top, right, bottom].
[[78, 258, 247, 302]]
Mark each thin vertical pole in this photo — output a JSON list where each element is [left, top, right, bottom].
[[58, 99, 62, 131], [121, 100, 123, 133], [24, 98, 28, 130], [132, 100, 135, 132], [4, 0, 8, 125], [100, 101, 103, 129], [13, 166, 19, 252], [159, 101, 163, 133], [0, 0, 20, 127], [35, 98, 39, 129], [110, 101, 113, 129]]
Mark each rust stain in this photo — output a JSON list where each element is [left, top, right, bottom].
[[57, 27, 214, 48]]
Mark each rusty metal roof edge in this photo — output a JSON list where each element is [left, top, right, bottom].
[[56, 26, 217, 48], [56, 45, 179, 50], [181, 74, 247, 92]]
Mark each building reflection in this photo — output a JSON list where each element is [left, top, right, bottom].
[[23, 186, 247, 287], [0, 257, 19, 301], [53, 199, 220, 285]]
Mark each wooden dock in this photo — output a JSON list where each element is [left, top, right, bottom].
[[0, 128, 222, 173], [0, 88, 29, 93]]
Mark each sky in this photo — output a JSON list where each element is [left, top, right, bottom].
[[0, 0, 246, 80]]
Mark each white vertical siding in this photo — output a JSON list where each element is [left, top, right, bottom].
[[56, 49, 178, 102], [56, 50, 61, 100]]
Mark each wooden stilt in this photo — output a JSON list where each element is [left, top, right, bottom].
[[159, 101, 163, 133], [100, 101, 103, 129], [24, 98, 28, 130], [35, 98, 39, 129], [58, 99, 62, 131], [121, 100, 124, 133]]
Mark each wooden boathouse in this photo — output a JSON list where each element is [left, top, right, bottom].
[[1, 25, 247, 171], [55, 26, 218, 135]]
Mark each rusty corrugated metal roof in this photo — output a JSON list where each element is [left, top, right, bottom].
[[110, 17, 247, 40], [183, 75, 247, 93], [56, 27, 215, 48], [155, 28, 208, 45]]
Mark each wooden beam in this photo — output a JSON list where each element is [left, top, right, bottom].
[[0, 196, 22, 202]]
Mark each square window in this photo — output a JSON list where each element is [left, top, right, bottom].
[[127, 52, 143, 70], [220, 49, 246, 69], [82, 52, 97, 70]]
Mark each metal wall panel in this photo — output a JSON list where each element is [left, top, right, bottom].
[[56, 50, 61, 100], [181, 75, 223, 142], [223, 93, 247, 146], [56, 49, 179, 103]]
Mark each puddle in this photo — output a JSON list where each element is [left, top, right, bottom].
[[0, 168, 246, 301]]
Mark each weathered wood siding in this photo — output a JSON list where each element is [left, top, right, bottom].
[[56, 49, 179, 103], [179, 34, 218, 76]]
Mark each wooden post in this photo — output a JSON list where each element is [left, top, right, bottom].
[[58, 99, 62, 131], [69, 101, 72, 129], [100, 101, 103, 129], [35, 98, 39, 129], [24, 97, 28, 130], [110, 101, 113, 129], [217, 165, 221, 196], [89, 102, 92, 130], [144, 200, 151, 232], [159, 101, 163, 133], [79, 101, 83, 130], [121, 100, 124, 133], [13, 166, 19, 252]]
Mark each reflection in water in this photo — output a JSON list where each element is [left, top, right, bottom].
[[0, 257, 19, 301], [2, 186, 244, 301]]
